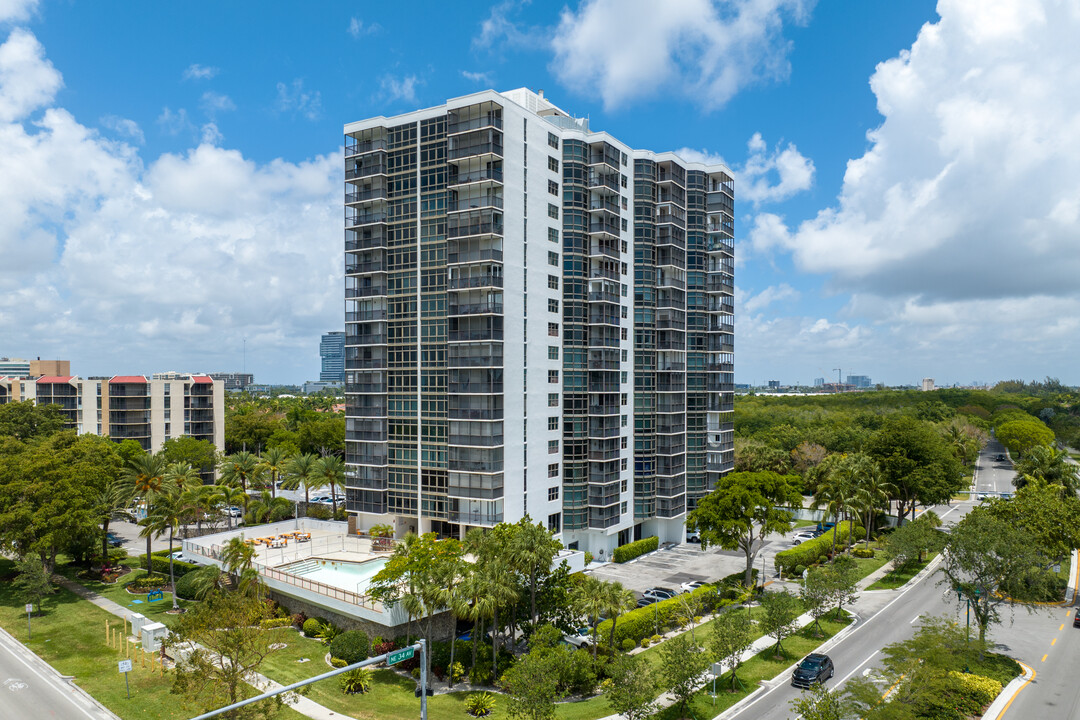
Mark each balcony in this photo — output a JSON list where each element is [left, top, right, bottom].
[[344, 383, 387, 394], [346, 230, 386, 252], [345, 187, 387, 204], [449, 302, 503, 316], [588, 173, 619, 194], [347, 430, 388, 442], [589, 242, 620, 259], [587, 288, 620, 304], [448, 329, 504, 342], [707, 233, 735, 254], [345, 138, 387, 157], [448, 510, 504, 526], [345, 261, 386, 275], [447, 211, 504, 239], [449, 434, 504, 447], [447, 275, 504, 290], [447, 113, 503, 135], [346, 211, 388, 228], [589, 266, 619, 282], [447, 248, 503, 264], [587, 404, 620, 415], [448, 195, 504, 212], [346, 405, 387, 418], [345, 156, 388, 180], [346, 309, 387, 322], [448, 167, 504, 186], [588, 221, 621, 238], [346, 285, 388, 299], [448, 139, 504, 162], [448, 407, 504, 420]]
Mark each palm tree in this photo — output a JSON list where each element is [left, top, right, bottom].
[[121, 453, 176, 573], [165, 462, 202, 535], [602, 581, 636, 653], [452, 567, 485, 678], [248, 490, 293, 524], [433, 555, 467, 690], [93, 477, 134, 568], [509, 518, 562, 626], [258, 447, 289, 498], [477, 556, 517, 677], [572, 575, 608, 658], [852, 458, 893, 547], [282, 453, 320, 507], [314, 455, 346, 518], [219, 536, 261, 596], [142, 492, 186, 610], [1014, 445, 1079, 495], [812, 454, 857, 556], [211, 483, 248, 530], [180, 484, 218, 534], [217, 451, 263, 513]]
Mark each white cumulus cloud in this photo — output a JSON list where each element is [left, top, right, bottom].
[[183, 63, 219, 81], [551, 0, 812, 110], [0, 0, 37, 24]]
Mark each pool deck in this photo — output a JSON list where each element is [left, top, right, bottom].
[[182, 518, 388, 570]]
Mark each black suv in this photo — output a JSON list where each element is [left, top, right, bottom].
[[792, 653, 834, 688], [1073, 608, 1080, 628]]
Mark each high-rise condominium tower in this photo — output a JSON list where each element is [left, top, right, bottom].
[[320, 331, 346, 383], [343, 89, 734, 555]]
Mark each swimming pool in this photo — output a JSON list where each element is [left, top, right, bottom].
[[279, 556, 389, 593]]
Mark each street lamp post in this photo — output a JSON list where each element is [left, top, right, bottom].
[[956, 585, 981, 672]]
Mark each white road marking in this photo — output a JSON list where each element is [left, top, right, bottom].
[[910, 615, 921, 624], [0, 633, 106, 720]]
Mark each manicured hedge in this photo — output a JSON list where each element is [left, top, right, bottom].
[[330, 630, 371, 664], [773, 521, 863, 575], [594, 584, 726, 647], [612, 536, 659, 563], [136, 554, 199, 577]]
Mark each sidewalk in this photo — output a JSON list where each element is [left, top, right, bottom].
[[55, 577, 342, 720]]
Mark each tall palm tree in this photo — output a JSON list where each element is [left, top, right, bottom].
[[165, 462, 202, 534], [602, 581, 636, 654], [477, 556, 517, 677], [572, 575, 609, 658], [217, 451, 263, 513], [314, 454, 346, 518], [509, 518, 562, 626], [435, 557, 468, 689], [852, 458, 893, 546], [812, 454, 857, 555], [258, 447, 289, 498], [282, 453, 320, 507], [1014, 445, 1079, 495], [211, 483, 248, 530], [452, 567, 485, 677], [121, 453, 176, 573], [248, 490, 293, 524], [93, 477, 134, 568], [142, 491, 185, 610]]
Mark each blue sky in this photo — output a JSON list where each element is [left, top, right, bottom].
[[2, 0, 1078, 386]]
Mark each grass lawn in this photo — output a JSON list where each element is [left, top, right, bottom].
[[651, 613, 853, 720], [846, 544, 891, 581], [258, 627, 509, 720], [57, 564, 192, 629], [0, 559, 304, 720], [793, 519, 819, 529], [866, 553, 939, 591]]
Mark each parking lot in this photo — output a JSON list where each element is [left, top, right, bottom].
[[586, 541, 751, 596]]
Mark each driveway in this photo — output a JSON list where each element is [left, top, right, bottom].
[[585, 541, 751, 595]]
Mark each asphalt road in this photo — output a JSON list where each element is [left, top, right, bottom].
[[0, 628, 118, 720], [999, 603, 1080, 719], [724, 444, 1008, 719]]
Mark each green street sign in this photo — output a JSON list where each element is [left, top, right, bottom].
[[387, 647, 415, 666]]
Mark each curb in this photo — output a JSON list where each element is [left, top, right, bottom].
[[982, 660, 1034, 720], [710, 685, 766, 720]]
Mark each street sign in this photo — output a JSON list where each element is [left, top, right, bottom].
[[25, 604, 32, 613], [118, 660, 132, 673], [387, 647, 415, 665]]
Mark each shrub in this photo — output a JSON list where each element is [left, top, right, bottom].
[[947, 671, 1002, 707], [330, 630, 370, 664], [317, 621, 341, 642], [640, 638, 651, 648], [125, 572, 169, 592], [584, 551, 594, 566], [852, 548, 875, 559], [306, 505, 333, 520], [451, 661, 465, 682], [650, 634, 662, 643], [594, 583, 720, 647], [173, 571, 201, 600], [621, 638, 636, 652], [261, 617, 292, 629], [411, 667, 421, 679], [372, 640, 395, 657], [330, 657, 348, 668], [302, 617, 324, 637], [339, 667, 372, 694], [136, 554, 199, 577], [465, 691, 496, 717], [291, 613, 306, 629], [773, 522, 864, 575], [793, 565, 807, 577], [107, 548, 128, 564], [612, 536, 659, 563]]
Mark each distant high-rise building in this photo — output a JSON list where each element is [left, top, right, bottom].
[[813, 377, 825, 387], [921, 378, 935, 392], [320, 331, 346, 383], [846, 375, 871, 388], [342, 88, 735, 554], [0, 358, 70, 378], [767, 380, 781, 389], [206, 372, 254, 391]]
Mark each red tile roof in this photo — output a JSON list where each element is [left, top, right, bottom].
[[191, 375, 214, 384], [109, 375, 147, 384], [36, 376, 74, 383]]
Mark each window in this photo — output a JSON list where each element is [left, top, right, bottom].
[[548, 299, 559, 313], [548, 346, 559, 360], [548, 485, 560, 500], [548, 416, 559, 430], [548, 275, 559, 290], [548, 227, 559, 243], [621, 328, 628, 340], [622, 306, 628, 318], [548, 512, 561, 533], [548, 439, 559, 454], [548, 132, 559, 149], [621, 479, 628, 492], [548, 322, 559, 337], [548, 370, 559, 383], [548, 180, 558, 196], [548, 464, 559, 479], [548, 156, 559, 172], [548, 203, 559, 219], [621, 436, 628, 448], [548, 393, 559, 407], [548, 251, 559, 266], [621, 458, 628, 471]]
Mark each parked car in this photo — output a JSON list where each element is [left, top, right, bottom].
[[168, 550, 196, 563], [225, 506, 243, 518], [791, 653, 834, 688], [636, 597, 659, 608], [680, 580, 708, 594], [105, 532, 124, 547], [1000, 492, 1013, 500], [643, 587, 678, 601], [1073, 608, 1080, 628], [995, 454, 1007, 462], [562, 627, 594, 649], [686, 530, 701, 543]]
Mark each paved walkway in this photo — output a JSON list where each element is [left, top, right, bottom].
[[55, 578, 343, 720]]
